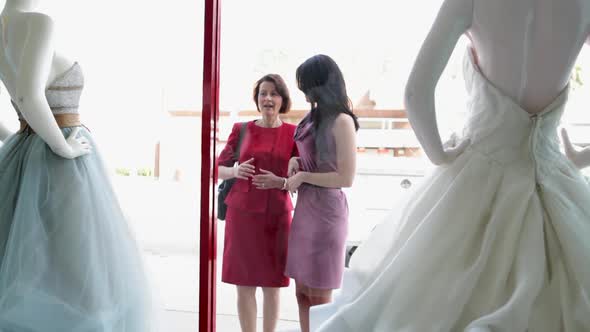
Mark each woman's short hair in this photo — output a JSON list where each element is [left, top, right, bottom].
[[253, 74, 292, 114]]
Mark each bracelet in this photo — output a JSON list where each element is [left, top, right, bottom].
[[281, 177, 288, 190]]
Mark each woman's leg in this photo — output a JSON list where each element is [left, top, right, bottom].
[[295, 281, 333, 332], [295, 281, 311, 332], [262, 287, 281, 332], [237, 286, 257, 332]]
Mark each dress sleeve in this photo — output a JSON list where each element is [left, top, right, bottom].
[[218, 123, 241, 167], [290, 124, 299, 157], [291, 140, 299, 157]]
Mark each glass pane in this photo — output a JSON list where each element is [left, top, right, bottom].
[[0, 2, 206, 331], [214, 1, 590, 331], [214, 1, 473, 330]]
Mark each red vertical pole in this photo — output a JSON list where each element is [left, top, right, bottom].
[[199, 0, 221, 330]]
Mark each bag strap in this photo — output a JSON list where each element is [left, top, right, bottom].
[[234, 122, 247, 163]]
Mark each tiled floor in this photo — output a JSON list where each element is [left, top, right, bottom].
[[114, 161, 425, 331], [144, 252, 300, 332], [161, 309, 300, 332]]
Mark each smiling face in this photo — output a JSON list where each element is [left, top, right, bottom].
[[257, 81, 283, 120]]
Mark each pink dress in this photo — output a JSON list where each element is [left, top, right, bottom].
[[285, 114, 349, 289]]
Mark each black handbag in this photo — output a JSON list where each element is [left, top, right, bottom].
[[217, 122, 247, 220]]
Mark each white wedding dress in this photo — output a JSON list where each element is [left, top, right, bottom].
[[311, 49, 590, 332]]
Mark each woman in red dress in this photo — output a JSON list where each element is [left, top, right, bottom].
[[217, 74, 298, 332]]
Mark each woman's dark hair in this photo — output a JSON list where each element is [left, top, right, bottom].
[[296, 55, 359, 158], [253, 74, 292, 114]]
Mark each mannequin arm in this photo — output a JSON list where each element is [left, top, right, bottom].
[[561, 128, 590, 169], [15, 14, 89, 158], [404, 0, 473, 165]]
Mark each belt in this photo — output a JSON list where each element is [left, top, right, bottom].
[[19, 114, 83, 134]]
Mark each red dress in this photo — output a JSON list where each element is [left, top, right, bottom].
[[218, 121, 298, 287]]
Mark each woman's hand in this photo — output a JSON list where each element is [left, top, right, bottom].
[[234, 158, 256, 180], [288, 157, 300, 176], [252, 169, 284, 190], [561, 128, 590, 169], [286, 171, 307, 193]]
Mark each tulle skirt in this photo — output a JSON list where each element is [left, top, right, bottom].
[[0, 128, 154, 331]]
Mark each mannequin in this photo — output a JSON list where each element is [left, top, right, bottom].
[[0, 1, 154, 330], [310, 0, 590, 331], [405, 0, 590, 165], [0, 0, 89, 157]]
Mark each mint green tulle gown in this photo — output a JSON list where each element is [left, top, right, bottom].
[[0, 63, 154, 331]]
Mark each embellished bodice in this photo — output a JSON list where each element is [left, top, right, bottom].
[[12, 62, 84, 119]]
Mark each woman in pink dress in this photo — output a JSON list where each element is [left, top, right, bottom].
[[284, 54, 359, 332]]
